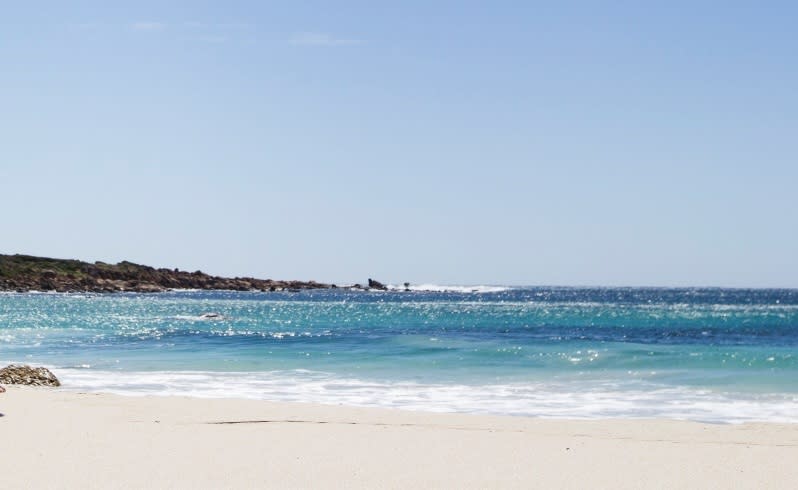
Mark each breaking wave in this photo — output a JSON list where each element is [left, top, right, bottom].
[[54, 368, 798, 424]]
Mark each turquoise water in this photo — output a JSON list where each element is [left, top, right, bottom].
[[1, 287, 797, 422]]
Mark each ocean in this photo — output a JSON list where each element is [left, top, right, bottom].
[[1, 287, 797, 423]]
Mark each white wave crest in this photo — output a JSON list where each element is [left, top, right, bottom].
[[52, 368, 798, 424], [173, 313, 226, 321]]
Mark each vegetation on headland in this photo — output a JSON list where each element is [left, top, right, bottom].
[[0, 254, 331, 293]]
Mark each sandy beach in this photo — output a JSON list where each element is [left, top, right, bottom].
[[0, 387, 795, 489]]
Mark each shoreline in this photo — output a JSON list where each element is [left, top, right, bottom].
[[31, 364, 798, 424], [30, 386, 798, 426], [2, 387, 798, 488]]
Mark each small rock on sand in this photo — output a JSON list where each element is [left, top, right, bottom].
[[0, 364, 61, 387]]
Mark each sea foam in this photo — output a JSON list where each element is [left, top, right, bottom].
[[53, 367, 798, 424]]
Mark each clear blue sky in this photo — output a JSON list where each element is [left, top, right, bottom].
[[3, 1, 796, 287]]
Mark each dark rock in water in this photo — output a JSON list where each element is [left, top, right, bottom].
[[199, 312, 223, 320], [0, 364, 61, 387], [368, 278, 388, 291]]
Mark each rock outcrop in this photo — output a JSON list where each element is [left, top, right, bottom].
[[0, 254, 331, 293], [368, 278, 388, 290], [0, 364, 61, 387]]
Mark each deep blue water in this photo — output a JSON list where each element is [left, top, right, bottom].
[[1, 287, 797, 422]]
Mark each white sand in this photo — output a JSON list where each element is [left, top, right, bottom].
[[1, 387, 797, 489]]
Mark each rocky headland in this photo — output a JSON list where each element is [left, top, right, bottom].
[[0, 254, 331, 293]]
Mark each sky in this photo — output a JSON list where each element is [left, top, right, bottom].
[[2, 1, 796, 287]]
